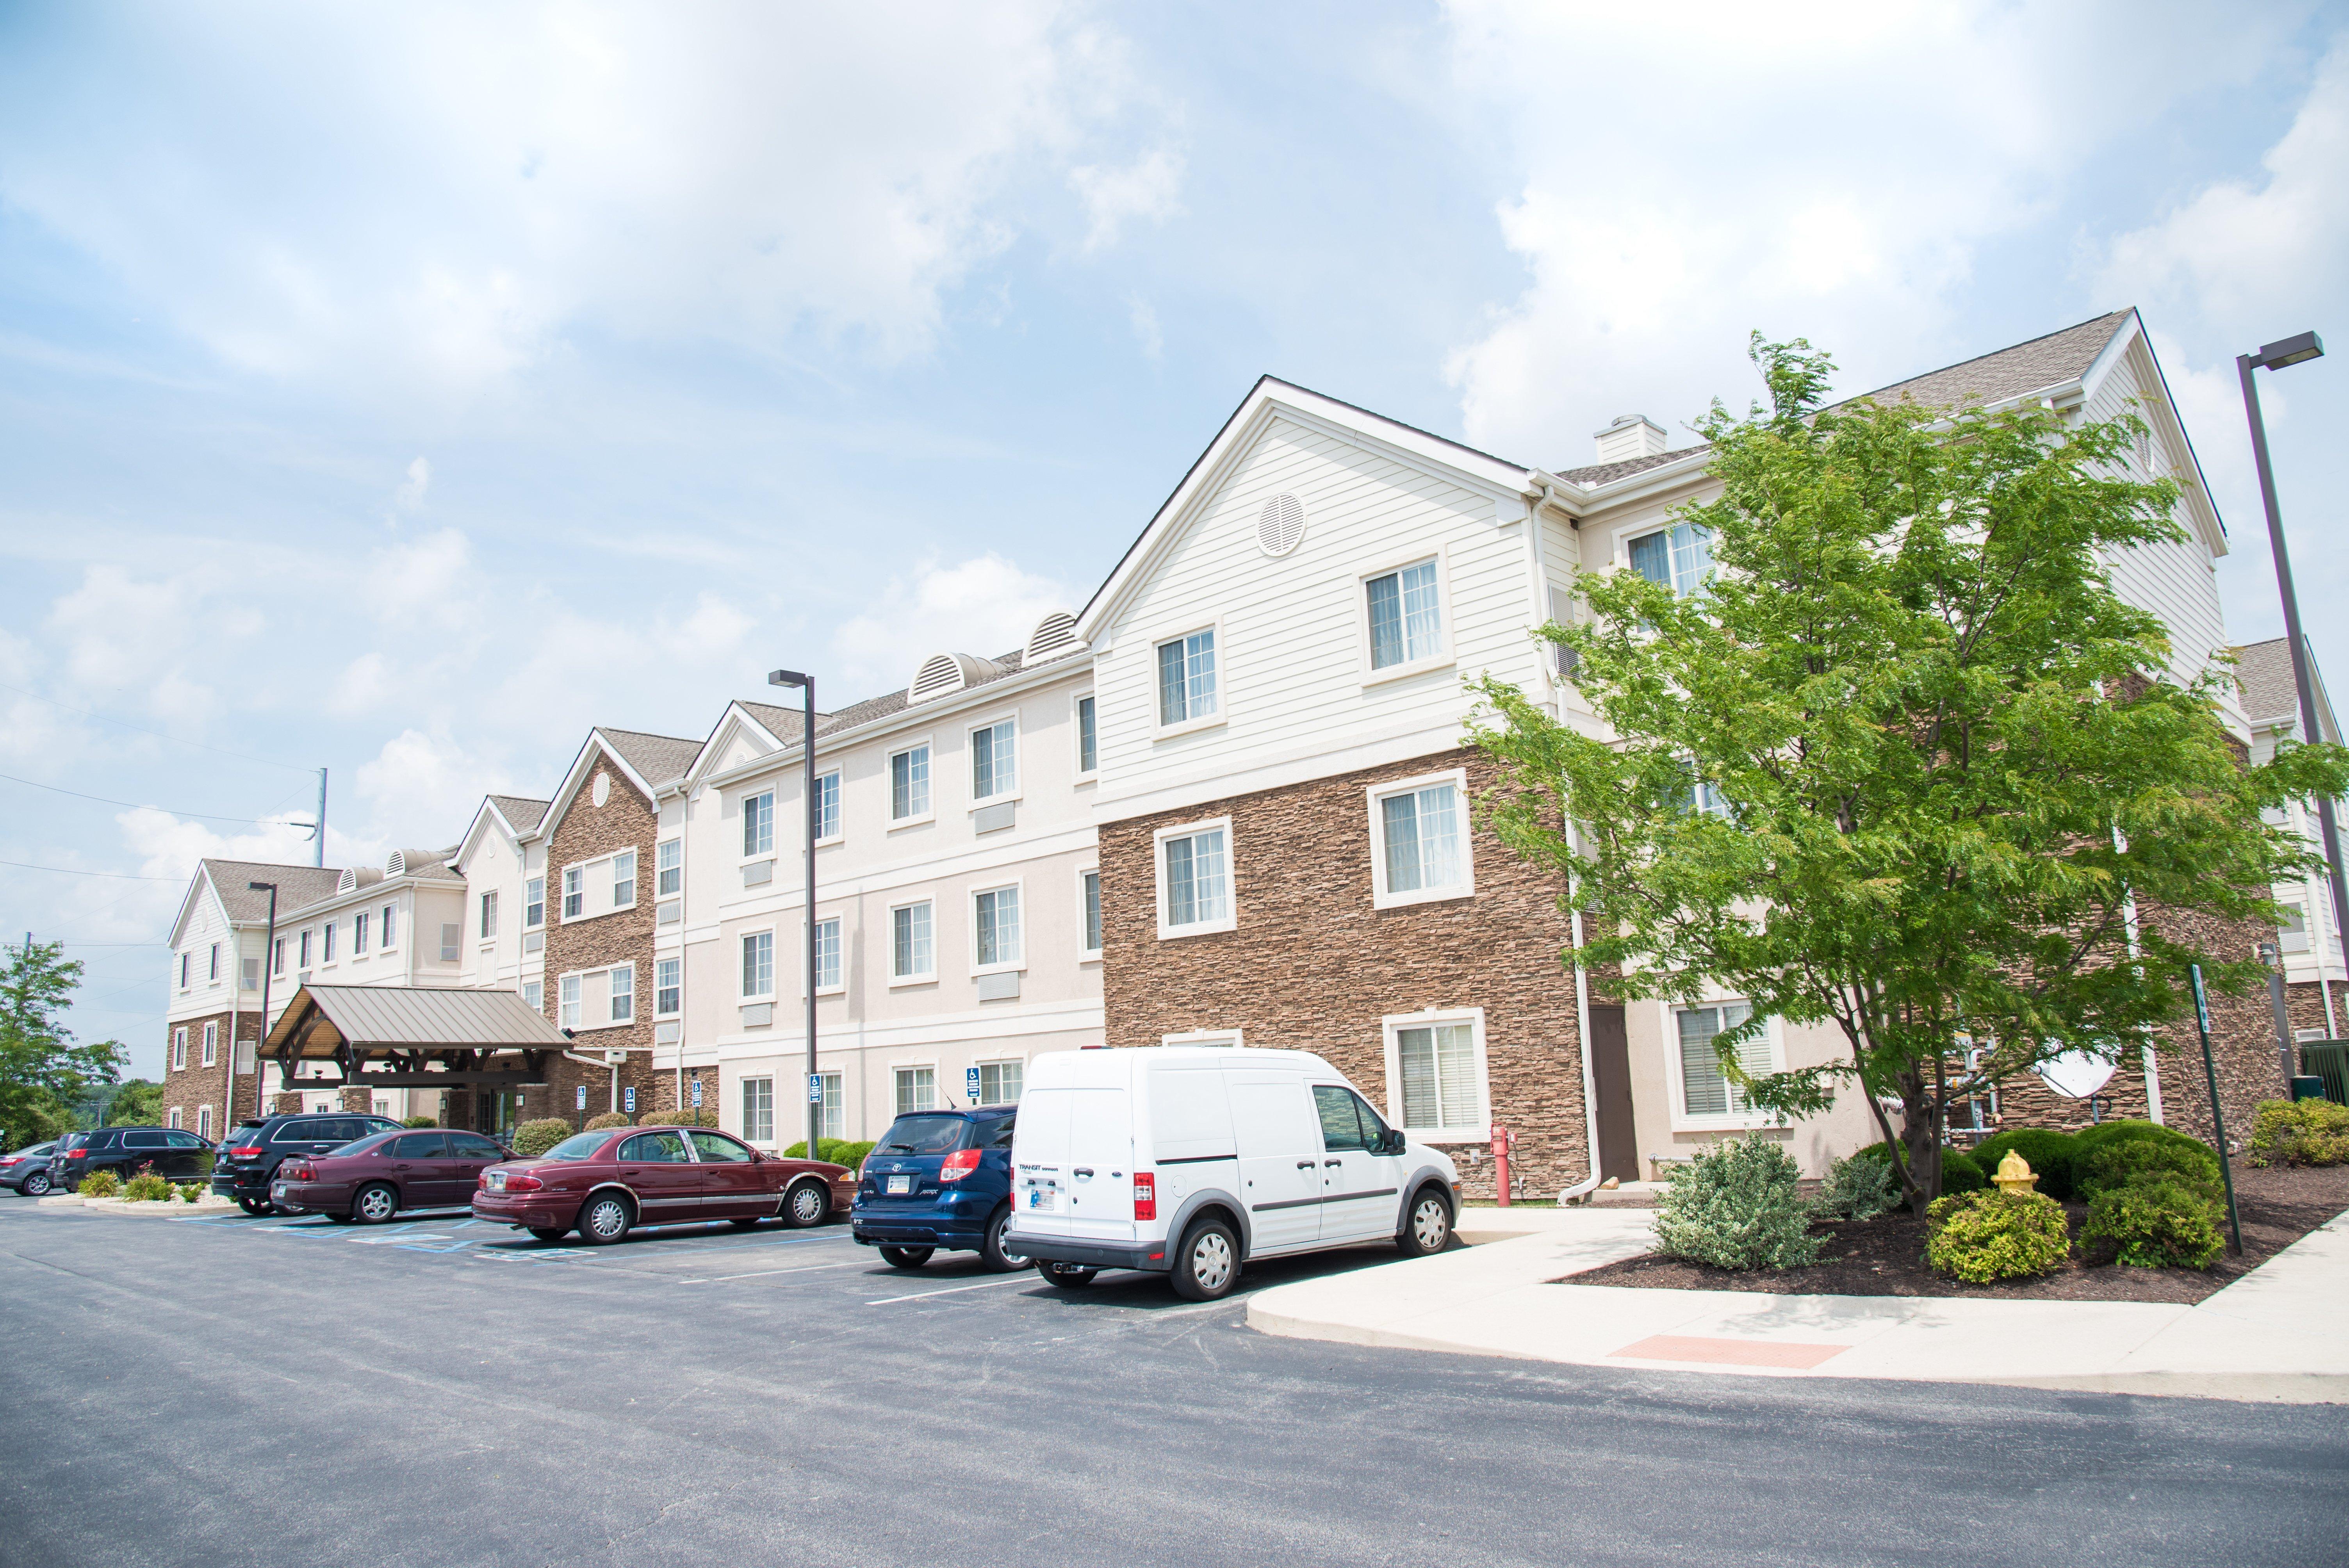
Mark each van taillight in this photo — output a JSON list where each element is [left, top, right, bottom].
[[1133, 1172, 1157, 1221], [939, 1148, 982, 1183]]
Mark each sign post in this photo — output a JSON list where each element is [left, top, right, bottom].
[[2189, 964, 2245, 1255], [623, 1085, 636, 1118], [966, 1065, 982, 1106]]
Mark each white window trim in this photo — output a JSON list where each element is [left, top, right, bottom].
[[1077, 863, 1103, 963], [741, 787, 778, 864], [653, 955, 683, 1019], [887, 897, 938, 986], [1150, 618, 1228, 740], [1663, 998, 1785, 1132], [1162, 1029, 1244, 1048], [378, 902, 399, 952], [1153, 815, 1237, 939], [1355, 546, 1455, 687], [969, 877, 1026, 976], [553, 966, 638, 1032], [524, 876, 546, 932], [1071, 689, 1098, 783], [656, 836, 685, 896], [812, 770, 844, 847], [810, 914, 847, 997], [966, 712, 1023, 807], [892, 1060, 941, 1115], [1379, 1006, 1490, 1142], [606, 961, 636, 1025], [558, 971, 582, 1032], [558, 852, 638, 921], [887, 736, 937, 830], [738, 926, 778, 1002], [1365, 767, 1477, 909]]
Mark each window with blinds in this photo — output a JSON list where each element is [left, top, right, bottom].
[[1677, 1001, 1767, 1117], [741, 1077, 774, 1144], [1396, 1021, 1478, 1131]]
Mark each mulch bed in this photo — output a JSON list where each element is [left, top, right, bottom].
[[1568, 1163, 2349, 1304]]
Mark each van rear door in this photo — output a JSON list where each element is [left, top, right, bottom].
[[1064, 1087, 1134, 1241], [1012, 1089, 1076, 1238]]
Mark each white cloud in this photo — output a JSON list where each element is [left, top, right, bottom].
[[352, 729, 506, 853], [390, 456, 431, 522], [1071, 144, 1187, 253], [832, 554, 1080, 690]]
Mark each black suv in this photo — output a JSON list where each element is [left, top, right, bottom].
[[47, 1127, 217, 1190], [211, 1113, 402, 1215]]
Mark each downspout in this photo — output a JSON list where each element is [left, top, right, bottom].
[[2116, 827, 2165, 1124]]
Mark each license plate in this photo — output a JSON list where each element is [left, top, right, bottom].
[[271, 1184, 287, 1199], [1021, 1181, 1058, 1213], [885, 1174, 912, 1196], [488, 1171, 507, 1192]]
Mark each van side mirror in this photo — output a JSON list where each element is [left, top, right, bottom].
[[1380, 1128, 1407, 1156]]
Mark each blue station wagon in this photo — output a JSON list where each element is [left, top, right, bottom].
[[852, 1107, 1024, 1272]]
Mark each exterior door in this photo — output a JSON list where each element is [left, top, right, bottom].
[[1311, 1085, 1401, 1243], [614, 1131, 698, 1221], [1589, 1004, 1639, 1184], [687, 1131, 765, 1217], [1227, 1072, 1321, 1253]]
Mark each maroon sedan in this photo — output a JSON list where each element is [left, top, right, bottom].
[[472, 1125, 855, 1245], [273, 1128, 513, 1224]]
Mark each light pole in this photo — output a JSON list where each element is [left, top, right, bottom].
[[2238, 329, 2345, 1059], [768, 667, 819, 1160], [247, 882, 278, 1128]]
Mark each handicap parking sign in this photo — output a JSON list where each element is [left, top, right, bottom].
[[576, 1084, 587, 1110], [624, 1086, 636, 1114], [967, 1066, 982, 1102], [691, 1079, 703, 1108]]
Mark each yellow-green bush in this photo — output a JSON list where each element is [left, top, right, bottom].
[[584, 1112, 633, 1131], [639, 1108, 713, 1127], [2080, 1178, 2224, 1269], [77, 1171, 120, 1198], [2246, 1098, 2349, 1168], [510, 1119, 575, 1157], [1925, 1190, 2069, 1283], [121, 1172, 172, 1202]]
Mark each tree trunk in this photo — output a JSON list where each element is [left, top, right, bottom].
[[1897, 1071, 1942, 1215]]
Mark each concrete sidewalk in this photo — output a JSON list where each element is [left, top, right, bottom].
[[1251, 1207, 2349, 1403]]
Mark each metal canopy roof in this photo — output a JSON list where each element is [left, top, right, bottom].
[[263, 984, 570, 1057]]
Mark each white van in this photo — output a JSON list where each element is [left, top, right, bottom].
[[1005, 1045, 1461, 1301]]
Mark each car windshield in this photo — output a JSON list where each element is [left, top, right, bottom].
[[878, 1115, 969, 1154], [536, 1133, 610, 1162]]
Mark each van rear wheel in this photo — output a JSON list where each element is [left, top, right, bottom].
[[878, 1245, 933, 1270], [1169, 1217, 1239, 1302], [1398, 1188, 1452, 1257]]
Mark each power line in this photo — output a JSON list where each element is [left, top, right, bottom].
[[0, 770, 295, 827], [0, 680, 314, 773], [0, 859, 182, 882]]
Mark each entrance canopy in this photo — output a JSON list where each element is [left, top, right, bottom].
[[260, 984, 568, 1092]]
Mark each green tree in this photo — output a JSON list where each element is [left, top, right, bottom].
[[106, 1078, 166, 1127], [1470, 335, 2349, 1210], [0, 940, 129, 1150]]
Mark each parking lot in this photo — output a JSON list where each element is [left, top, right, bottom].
[[5, 1198, 2345, 1568]]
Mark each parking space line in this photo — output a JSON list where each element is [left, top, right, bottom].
[[866, 1276, 1036, 1305], [676, 1260, 872, 1285]]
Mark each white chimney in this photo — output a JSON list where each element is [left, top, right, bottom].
[[1593, 415, 1668, 465]]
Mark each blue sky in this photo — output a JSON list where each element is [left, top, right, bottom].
[[3, 1, 2345, 1077]]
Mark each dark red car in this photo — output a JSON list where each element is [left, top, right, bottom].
[[472, 1125, 855, 1244], [272, 1127, 513, 1224]]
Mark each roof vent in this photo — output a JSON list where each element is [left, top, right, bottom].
[[1594, 415, 1668, 465], [908, 652, 1007, 705], [385, 851, 406, 877], [1024, 611, 1085, 666], [336, 868, 358, 894], [1257, 493, 1306, 557]]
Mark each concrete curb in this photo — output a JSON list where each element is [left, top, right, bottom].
[[81, 1197, 241, 1218]]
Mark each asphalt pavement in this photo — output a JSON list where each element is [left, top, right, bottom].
[[2, 1199, 2342, 1568]]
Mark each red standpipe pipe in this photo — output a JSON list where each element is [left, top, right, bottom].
[[1492, 1122, 1513, 1208]]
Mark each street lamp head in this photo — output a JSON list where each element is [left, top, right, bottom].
[[248, 881, 276, 893], [768, 668, 811, 689], [2253, 331, 2324, 371]]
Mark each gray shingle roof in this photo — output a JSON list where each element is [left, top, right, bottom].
[[737, 700, 812, 742], [1554, 447, 1709, 485], [1859, 310, 2133, 413], [2235, 638, 2297, 723], [202, 860, 346, 923], [595, 727, 705, 788], [487, 795, 549, 833], [803, 644, 1093, 745]]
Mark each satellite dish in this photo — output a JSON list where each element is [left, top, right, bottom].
[[2037, 1047, 2117, 1100]]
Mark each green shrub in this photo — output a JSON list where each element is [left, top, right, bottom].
[[2080, 1177, 2225, 1269], [1967, 1128, 2082, 1201], [639, 1108, 714, 1127], [2069, 1118, 2211, 1169], [77, 1171, 120, 1198], [1925, 1190, 2070, 1282], [2076, 1138, 2221, 1204], [510, 1119, 575, 1157], [783, 1138, 878, 1170], [401, 1115, 438, 1129], [1652, 1136, 1821, 1271], [2246, 1098, 2349, 1168], [121, 1171, 172, 1202], [1812, 1149, 1898, 1221], [583, 1112, 633, 1131], [1854, 1141, 1987, 1197], [175, 1183, 203, 1203]]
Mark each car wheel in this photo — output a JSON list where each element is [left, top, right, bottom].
[[528, 1226, 569, 1243], [877, 1245, 933, 1270], [980, 1205, 1028, 1272], [1397, 1187, 1453, 1258], [1037, 1261, 1097, 1288], [782, 1180, 829, 1229], [352, 1184, 399, 1225], [21, 1171, 51, 1197], [578, 1193, 633, 1245], [238, 1197, 274, 1217], [1170, 1216, 1239, 1302]]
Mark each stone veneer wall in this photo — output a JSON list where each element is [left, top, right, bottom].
[[533, 752, 667, 1127], [1099, 746, 1589, 1199], [161, 1011, 268, 1131]]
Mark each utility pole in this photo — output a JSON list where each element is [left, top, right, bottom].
[[313, 769, 328, 868]]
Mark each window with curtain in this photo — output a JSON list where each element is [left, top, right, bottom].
[[741, 932, 774, 998], [1677, 1001, 1768, 1117], [1156, 629, 1217, 725], [1629, 522, 1713, 597], [971, 720, 1017, 800], [891, 745, 931, 820], [657, 839, 682, 896], [1378, 782, 1463, 895], [1161, 827, 1229, 929], [975, 886, 1021, 968], [892, 902, 934, 979], [1366, 559, 1442, 669], [1396, 1022, 1479, 1131]]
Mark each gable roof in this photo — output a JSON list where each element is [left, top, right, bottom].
[[262, 983, 571, 1056], [2236, 637, 2341, 745], [201, 860, 345, 924], [736, 701, 813, 742], [595, 727, 703, 788], [487, 795, 549, 834], [1862, 310, 2134, 413]]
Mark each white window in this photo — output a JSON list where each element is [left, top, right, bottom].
[[812, 771, 841, 842], [562, 867, 583, 919], [890, 744, 932, 822], [1155, 627, 1219, 729], [895, 1066, 937, 1115], [1369, 772, 1472, 907], [976, 1060, 1023, 1105], [170, 1028, 186, 1069], [817, 1071, 844, 1140], [523, 980, 544, 1011], [2279, 902, 2310, 953], [1364, 557, 1444, 672], [891, 901, 934, 982], [524, 877, 545, 929], [560, 974, 581, 1030], [439, 923, 460, 962], [1155, 819, 1233, 938], [197, 1105, 212, 1141], [812, 917, 842, 993], [177, 951, 189, 989], [971, 718, 1018, 800], [298, 930, 312, 968], [611, 850, 636, 909], [1080, 869, 1102, 959], [1163, 1029, 1244, 1048], [1382, 1010, 1488, 1139], [1629, 522, 1712, 597], [201, 1021, 217, 1067], [241, 957, 260, 991], [167, 1107, 183, 1130], [480, 891, 498, 938], [1675, 1001, 1775, 1122], [323, 922, 337, 962], [206, 941, 221, 981], [657, 838, 682, 897], [973, 885, 1022, 971], [741, 1076, 775, 1144], [353, 912, 370, 954], [1075, 693, 1098, 777], [608, 965, 633, 1024], [741, 932, 775, 999], [655, 957, 681, 1017], [744, 790, 775, 857], [272, 938, 285, 976], [381, 902, 397, 948]]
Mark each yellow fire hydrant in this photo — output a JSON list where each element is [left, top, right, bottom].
[[1992, 1149, 2039, 1196]]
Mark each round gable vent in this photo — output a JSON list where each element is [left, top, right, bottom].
[[592, 772, 611, 807], [1257, 493, 1305, 557]]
